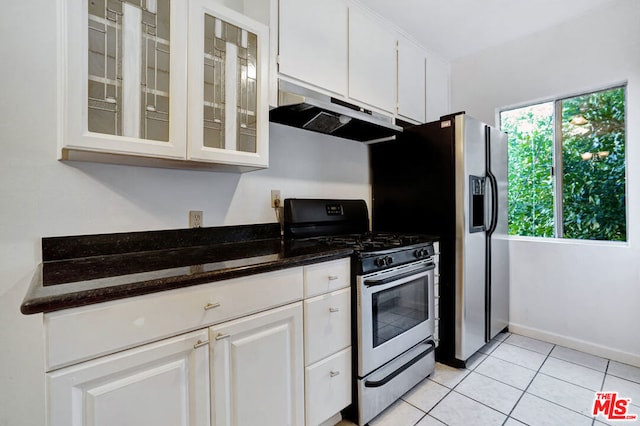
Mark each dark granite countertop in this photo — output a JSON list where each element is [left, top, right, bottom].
[[21, 223, 352, 315]]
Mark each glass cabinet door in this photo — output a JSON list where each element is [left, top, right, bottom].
[[202, 14, 258, 153], [61, 0, 188, 159], [187, 0, 269, 169], [87, 0, 171, 141]]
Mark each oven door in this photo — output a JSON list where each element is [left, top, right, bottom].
[[357, 259, 435, 377]]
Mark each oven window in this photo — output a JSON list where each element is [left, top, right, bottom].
[[372, 276, 429, 347]]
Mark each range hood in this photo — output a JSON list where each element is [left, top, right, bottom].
[[269, 82, 402, 142]]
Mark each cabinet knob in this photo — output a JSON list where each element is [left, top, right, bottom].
[[204, 302, 221, 311], [329, 307, 340, 313], [215, 333, 231, 341], [328, 275, 339, 281], [330, 370, 340, 378], [193, 339, 209, 349]]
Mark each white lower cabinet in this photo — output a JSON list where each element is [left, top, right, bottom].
[[209, 302, 304, 426], [305, 347, 352, 426], [304, 288, 351, 366], [303, 260, 352, 425], [44, 260, 352, 426], [47, 329, 211, 426]]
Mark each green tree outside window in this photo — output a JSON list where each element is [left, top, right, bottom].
[[500, 86, 626, 242]]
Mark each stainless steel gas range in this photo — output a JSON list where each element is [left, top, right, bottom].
[[284, 199, 436, 425]]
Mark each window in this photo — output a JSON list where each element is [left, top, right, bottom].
[[500, 86, 626, 242]]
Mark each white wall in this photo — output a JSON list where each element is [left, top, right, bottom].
[[0, 1, 370, 425], [451, 0, 640, 364]]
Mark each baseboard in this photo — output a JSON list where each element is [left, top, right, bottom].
[[508, 322, 640, 368]]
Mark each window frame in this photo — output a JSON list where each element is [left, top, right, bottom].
[[498, 83, 628, 243]]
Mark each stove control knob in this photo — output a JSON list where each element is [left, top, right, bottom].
[[375, 257, 386, 267], [385, 256, 394, 266]]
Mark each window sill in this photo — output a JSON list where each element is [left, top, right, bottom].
[[506, 235, 629, 248]]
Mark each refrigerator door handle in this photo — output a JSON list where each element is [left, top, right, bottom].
[[485, 127, 499, 236], [486, 174, 499, 235]]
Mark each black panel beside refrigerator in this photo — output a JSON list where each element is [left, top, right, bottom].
[[370, 112, 510, 368]]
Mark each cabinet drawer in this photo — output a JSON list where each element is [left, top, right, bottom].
[[304, 258, 350, 298], [305, 347, 352, 426], [303, 288, 350, 365], [45, 267, 303, 371]]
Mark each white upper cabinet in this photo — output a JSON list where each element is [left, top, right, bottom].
[[60, 0, 188, 160], [278, 0, 348, 96], [397, 35, 427, 123], [348, 6, 397, 113], [426, 54, 451, 122], [276, 0, 450, 123], [59, 0, 270, 171], [187, 0, 269, 169]]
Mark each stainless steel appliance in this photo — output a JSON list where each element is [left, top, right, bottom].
[[283, 199, 436, 426], [269, 81, 402, 142], [370, 112, 509, 367], [355, 256, 435, 425]]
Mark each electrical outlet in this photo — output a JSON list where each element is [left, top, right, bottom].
[[189, 210, 203, 228], [271, 190, 281, 208]]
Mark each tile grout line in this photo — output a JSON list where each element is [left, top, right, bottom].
[[546, 355, 609, 374], [455, 335, 619, 425], [504, 343, 608, 424], [493, 340, 612, 392], [502, 342, 556, 425], [472, 360, 538, 391], [535, 370, 606, 393], [374, 333, 635, 426], [411, 411, 428, 426], [431, 336, 507, 424], [499, 336, 639, 425], [403, 377, 459, 425], [404, 353, 490, 425], [401, 333, 629, 426], [526, 379, 606, 422], [425, 339, 514, 425], [404, 340, 501, 424], [446, 338, 534, 424], [592, 359, 610, 426], [507, 336, 615, 376]]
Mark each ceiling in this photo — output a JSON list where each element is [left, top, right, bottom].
[[358, 0, 618, 61]]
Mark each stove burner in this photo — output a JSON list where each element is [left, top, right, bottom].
[[304, 232, 429, 253]]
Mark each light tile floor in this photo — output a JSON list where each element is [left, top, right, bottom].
[[338, 333, 640, 426]]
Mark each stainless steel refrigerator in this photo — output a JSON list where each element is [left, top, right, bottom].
[[370, 112, 509, 367]]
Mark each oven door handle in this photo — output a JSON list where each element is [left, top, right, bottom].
[[364, 340, 435, 388], [364, 263, 435, 287]]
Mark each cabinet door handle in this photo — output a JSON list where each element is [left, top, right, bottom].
[[193, 339, 209, 349], [330, 370, 340, 377], [328, 275, 339, 281], [215, 333, 231, 341], [204, 302, 221, 311], [329, 307, 340, 313]]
